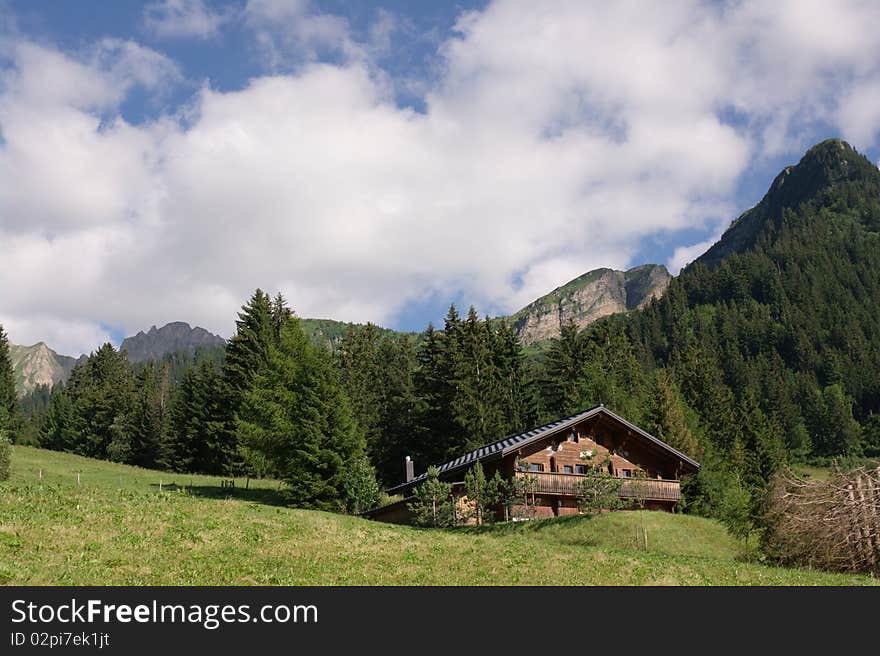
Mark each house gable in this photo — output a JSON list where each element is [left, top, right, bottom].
[[388, 405, 699, 495]]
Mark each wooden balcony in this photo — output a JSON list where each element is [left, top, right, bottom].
[[514, 471, 681, 502]]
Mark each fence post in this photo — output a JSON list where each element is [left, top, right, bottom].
[[77, 472, 81, 486]]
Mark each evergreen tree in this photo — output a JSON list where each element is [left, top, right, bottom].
[[236, 317, 366, 510], [341, 453, 380, 514], [0, 325, 20, 443], [65, 344, 136, 459], [338, 327, 421, 486], [223, 289, 276, 396], [126, 362, 171, 468], [408, 466, 457, 527], [463, 461, 506, 525], [414, 318, 459, 467], [450, 308, 506, 454], [647, 369, 699, 456], [161, 360, 227, 474], [494, 319, 534, 434], [221, 289, 284, 474], [373, 335, 420, 485], [541, 321, 587, 417], [338, 324, 384, 463], [812, 384, 863, 457], [37, 388, 78, 453]]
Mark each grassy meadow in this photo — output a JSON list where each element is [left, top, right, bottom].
[[0, 445, 875, 586]]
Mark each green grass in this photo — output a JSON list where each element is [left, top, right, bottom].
[[1, 446, 875, 586]]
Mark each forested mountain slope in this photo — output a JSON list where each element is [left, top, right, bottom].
[[588, 139, 880, 463]]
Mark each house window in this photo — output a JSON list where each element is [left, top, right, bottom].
[[575, 464, 589, 475], [563, 465, 574, 474], [529, 463, 544, 472], [568, 431, 578, 443], [621, 469, 632, 478]]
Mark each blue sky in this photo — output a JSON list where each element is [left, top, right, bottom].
[[2, 0, 880, 355]]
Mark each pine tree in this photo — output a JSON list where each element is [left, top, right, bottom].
[[65, 344, 136, 459], [494, 319, 534, 435], [541, 321, 587, 417], [415, 319, 458, 467], [221, 289, 283, 474], [338, 324, 384, 464], [236, 317, 366, 510], [0, 325, 20, 443], [450, 308, 506, 455], [813, 384, 863, 456], [127, 362, 171, 468], [223, 289, 276, 396], [462, 461, 506, 525], [408, 466, 457, 527], [339, 329, 420, 487], [341, 453, 380, 514], [647, 369, 699, 456], [161, 360, 227, 474], [38, 387, 78, 453]]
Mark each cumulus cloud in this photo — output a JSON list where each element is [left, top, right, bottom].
[[2, 0, 880, 355], [143, 0, 230, 39], [243, 0, 360, 67]]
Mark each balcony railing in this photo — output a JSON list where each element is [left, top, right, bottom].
[[514, 471, 681, 502]]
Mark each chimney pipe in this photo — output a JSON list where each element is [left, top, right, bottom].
[[405, 456, 414, 483]]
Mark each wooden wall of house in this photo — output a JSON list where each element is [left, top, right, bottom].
[[364, 498, 413, 524], [508, 416, 683, 480]]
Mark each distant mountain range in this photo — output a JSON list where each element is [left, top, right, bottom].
[[10, 266, 674, 396], [297, 265, 670, 350], [10, 322, 226, 396], [13, 269, 678, 402], [120, 322, 226, 363]]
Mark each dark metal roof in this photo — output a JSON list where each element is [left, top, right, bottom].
[[387, 405, 698, 495]]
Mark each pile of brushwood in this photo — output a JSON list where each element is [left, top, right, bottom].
[[764, 464, 880, 575]]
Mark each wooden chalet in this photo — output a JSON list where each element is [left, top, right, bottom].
[[365, 405, 700, 524]]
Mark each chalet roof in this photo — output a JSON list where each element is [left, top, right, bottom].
[[387, 405, 700, 495]]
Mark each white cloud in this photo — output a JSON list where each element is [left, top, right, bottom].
[[243, 0, 360, 67], [3, 0, 880, 355], [668, 236, 721, 275], [2, 314, 113, 359], [144, 0, 229, 39], [837, 81, 880, 149]]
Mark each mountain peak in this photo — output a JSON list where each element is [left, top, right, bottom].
[[696, 139, 880, 270], [9, 341, 79, 396], [119, 321, 225, 363], [511, 264, 670, 345]]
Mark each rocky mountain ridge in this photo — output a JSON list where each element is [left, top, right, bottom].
[[119, 321, 226, 364], [510, 264, 671, 345]]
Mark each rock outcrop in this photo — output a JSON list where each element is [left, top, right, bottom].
[[511, 264, 671, 345]]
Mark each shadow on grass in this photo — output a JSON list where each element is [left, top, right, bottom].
[[148, 482, 288, 507]]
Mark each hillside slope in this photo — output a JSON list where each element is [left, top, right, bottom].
[[1, 446, 872, 585], [300, 318, 418, 350]]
